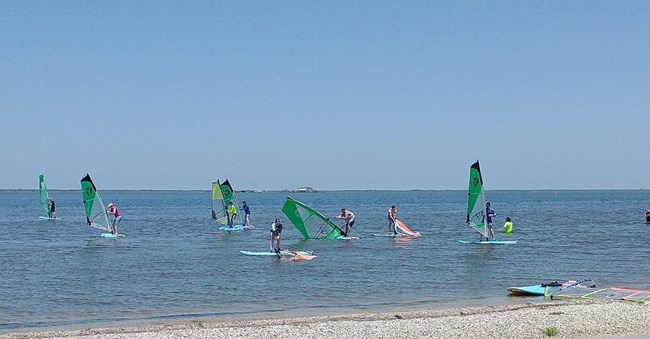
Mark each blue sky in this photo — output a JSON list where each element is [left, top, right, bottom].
[[1, 1, 649, 190]]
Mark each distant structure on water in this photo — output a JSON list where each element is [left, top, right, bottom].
[[293, 186, 316, 193]]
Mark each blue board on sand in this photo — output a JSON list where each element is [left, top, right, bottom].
[[507, 285, 548, 296], [240, 250, 314, 257], [508, 280, 596, 296], [458, 240, 517, 245], [101, 233, 125, 238]]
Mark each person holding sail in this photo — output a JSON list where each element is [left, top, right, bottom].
[[48, 198, 57, 218], [387, 205, 398, 234], [269, 218, 283, 252], [226, 201, 237, 226], [107, 202, 121, 235], [485, 202, 496, 240], [336, 208, 355, 237]]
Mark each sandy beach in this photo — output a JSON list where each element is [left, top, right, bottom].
[[3, 301, 649, 339]]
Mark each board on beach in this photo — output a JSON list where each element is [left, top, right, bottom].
[[508, 280, 595, 296], [240, 250, 314, 256], [458, 240, 517, 245], [101, 233, 125, 238], [507, 285, 549, 296]]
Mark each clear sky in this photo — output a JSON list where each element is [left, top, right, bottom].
[[1, 1, 649, 190]]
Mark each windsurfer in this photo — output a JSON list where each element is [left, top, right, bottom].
[[485, 202, 496, 240], [270, 218, 283, 252], [336, 208, 355, 237], [388, 205, 398, 234], [645, 209, 650, 223], [503, 217, 513, 234], [227, 202, 237, 226], [48, 198, 56, 218], [107, 202, 121, 235], [241, 201, 251, 227]]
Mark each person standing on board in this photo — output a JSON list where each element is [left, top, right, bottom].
[[485, 202, 496, 240], [336, 208, 356, 237], [645, 209, 650, 224], [241, 201, 252, 227], [226, 201, 237, 226], [503, 217, 513, 234], [387, 205, 398, 234], [107, 202, 121, 235], [269, 218, 283, 252], [48, 198, 57, 218]]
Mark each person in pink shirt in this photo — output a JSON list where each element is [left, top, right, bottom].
[[107, 202, 122, 235]]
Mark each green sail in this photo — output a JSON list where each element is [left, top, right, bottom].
[[466, 160, 488, 237], [282, 197, 343, 239], [80, 173, 111, 231], [38, 174, 50, 216], [220, 180, 234, 205], [211, 179, 242, 225]]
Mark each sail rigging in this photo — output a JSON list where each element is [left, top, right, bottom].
[[38, 174, 50, 217], [466, 160, 489, 238], [282, 197, 344, 239], [80, 173, 112, 232]]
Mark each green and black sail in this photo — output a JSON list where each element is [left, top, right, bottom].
[[466, 160, 489, 238], [282, 197, 344, 239], [80, 173, 111, 232], [211, 179, 242, 226]]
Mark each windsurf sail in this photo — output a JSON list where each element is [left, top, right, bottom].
[[38, 174, 51, 217], [466, 160, 489, 238], [395, 219, 421, 237], [282, 197, 344, 239], [211, 179, 243, 226], [80, 173, 112, 232], [548, 280, 650, 303]]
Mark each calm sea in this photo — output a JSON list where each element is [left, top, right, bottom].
[[1, 190, 650, 331]]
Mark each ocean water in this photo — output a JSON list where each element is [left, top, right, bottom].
[[1, 190, 650, 331]]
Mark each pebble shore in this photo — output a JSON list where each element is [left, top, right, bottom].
[[3, 301, 649, 339]]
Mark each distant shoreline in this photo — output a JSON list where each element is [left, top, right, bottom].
[[2, 301, 649, 339]]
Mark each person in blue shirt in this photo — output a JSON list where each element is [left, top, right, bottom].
[[485, 202, 496, 241], [241, 201, 252, 227]]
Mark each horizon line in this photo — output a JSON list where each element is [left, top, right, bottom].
[[3, 188, 649, 191]]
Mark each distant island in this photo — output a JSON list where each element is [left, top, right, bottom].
[[238, 187, 317, 193]]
